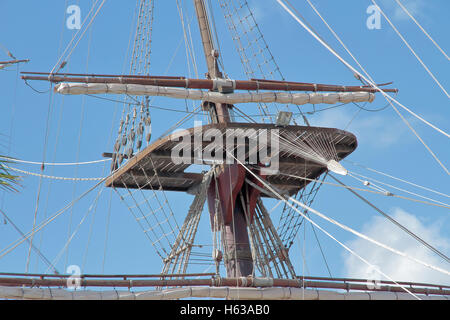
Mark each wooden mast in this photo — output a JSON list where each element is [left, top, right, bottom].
[[17, 1, 375, 280], [193, 0, 252, 277], [193, 0, 231, 123]]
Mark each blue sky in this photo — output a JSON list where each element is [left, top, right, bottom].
[[0, 0, 449, 285]]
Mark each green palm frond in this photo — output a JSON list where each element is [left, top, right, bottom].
[[0, 156, 21, 192]]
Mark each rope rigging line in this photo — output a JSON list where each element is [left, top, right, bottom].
[[347, 170, 450, 208], [162, 171, 212, 275], [4, 165, 105, 181], [277, 0, 450, 176], [278, 173, 325, 250], [225, 147, 450, 277], [65, 20, 97, 270], [389, 100, 449, 175], [344, 159, 450, 200], [288, 188, 450, 277], [226, 149, 421, 299], [218, 0, 285, 123], [113, 188, 166, 259], [371, 0, 449, 98], [50, 0, 107, 75], [83, 52, 123, 272], [113, 0, 156, 170], [0, 209, 59, 275], [36, 0, 69, 271], [37, 95, 66, 272], [0, 43, 17, 60], [329, 174, 450, 265], [176, 0, 199, 79], [112, 158, 185, 261], [308, 0, 449, 98], [0, 174, 110, 261], [26, 82, 54, 273], [309, 213, 333, 277], [207, 0, 227, 76], [45, 185, 106, 273], [87, 93, 370, 121], [347, 172, 391, 194], [278, 171, 450, 210], [1, 61, 20, 222], [302, 0, 369, 86], [0, 156, 110, 166], [278, 0, 450, 139], [137, 161, 181, 245], [394, 0, 449, 61]]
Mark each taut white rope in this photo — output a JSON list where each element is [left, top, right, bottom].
[[0, 156, 110, 166], [394, 0, 449, 61], [5, 165, 105, 181], [371, 0, 449, 98], [276, 0, 449, 138]]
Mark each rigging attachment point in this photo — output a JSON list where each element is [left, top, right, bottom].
[[326, 160, 348, 176]]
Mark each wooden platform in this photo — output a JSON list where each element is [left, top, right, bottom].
[[104, 123, 357, 197]]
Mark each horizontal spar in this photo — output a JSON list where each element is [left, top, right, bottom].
[[54, 82, 376, 105], [0, 276, 448, 296], [21, 73, 398, 93], [0, 59, 30, 69], [21, 71, 186, 80], [0, 59, 30, 65]]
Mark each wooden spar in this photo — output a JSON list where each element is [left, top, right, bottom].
[[0, 59, 30, 65], [21, 73, 399, 93], [193, 0, 230, 122], [193, 0, 222, 79], [0, 275, 449, 296], [192, 0, 252, 278], [1, 272, 449, 290], [21, 71, 186, 79]]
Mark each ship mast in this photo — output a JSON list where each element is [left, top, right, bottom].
[[17, 0, 395, 281], [193, 0, 230, 124], [193, 0, 252, 277]]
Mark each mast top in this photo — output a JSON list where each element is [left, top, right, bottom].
[[193, 0, 223, 80]]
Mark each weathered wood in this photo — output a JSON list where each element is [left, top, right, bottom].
[[21, 73, 398, 93], [104, 123, 356, 199]]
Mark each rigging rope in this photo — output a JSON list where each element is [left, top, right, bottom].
[[278, 0, 449, 138], [279, 171, 450, 209], [290, 189, 450, 277], [344, 160, 450, 199], [46, 186, 106, 273], [50, 0, 106, 74], [224, 145, 450, 278], [371, 0, 449, 98], [277, 0, 450, 176], [4, 165, 105, 181], [26, 83, 54, 273], [329, 174, 450, 265], [0, 175, 109, 261], [37, 0, 69, 271], [0, 208, 59, 274], [348, 171, 450, 208], [394, 0, 449, 61], [227, 150, 421, 299], [0, 156, 110, 166]]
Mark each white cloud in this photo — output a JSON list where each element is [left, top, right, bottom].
[[247, 0, 268, 23], [379, 0, 426, 21], [343, 208, 450, 285], [394, 0, 425, 21], [306, 107, 411, 149]]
